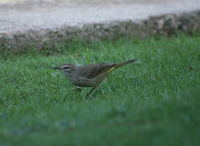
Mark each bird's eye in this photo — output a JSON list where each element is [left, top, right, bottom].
[[64, 67, 69, 69]]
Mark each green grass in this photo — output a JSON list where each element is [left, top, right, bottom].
[[0, 33, 200, 146]]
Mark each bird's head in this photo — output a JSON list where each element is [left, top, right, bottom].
[[53, 63, 77, 76]]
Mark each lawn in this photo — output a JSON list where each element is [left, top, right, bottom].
[[0, 33, 200, 146]]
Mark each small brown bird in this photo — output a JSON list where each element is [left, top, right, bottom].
[[53, 59, 137, 99]]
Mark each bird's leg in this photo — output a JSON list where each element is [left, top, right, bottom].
[[86, 87, 96, 99], [91, 86, 100, 99]]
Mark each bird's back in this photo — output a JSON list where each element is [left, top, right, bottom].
[[75, 63, 116, 79]]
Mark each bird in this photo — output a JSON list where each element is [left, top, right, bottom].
[[53, 59, 137, 99]]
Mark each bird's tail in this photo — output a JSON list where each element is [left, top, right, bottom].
[[108, 59, 137, 73]]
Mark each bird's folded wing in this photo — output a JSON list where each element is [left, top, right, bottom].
[[87, 63, 116, 79]]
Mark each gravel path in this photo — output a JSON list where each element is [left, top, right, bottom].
[[0, 0, 200, 50]]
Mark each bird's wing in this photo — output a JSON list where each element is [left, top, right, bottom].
[[87, 63, 116, 79]]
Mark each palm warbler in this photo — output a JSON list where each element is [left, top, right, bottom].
[[53, 59, 137, 99]]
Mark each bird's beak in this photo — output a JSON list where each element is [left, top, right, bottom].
[[53, 66, 60, 70]]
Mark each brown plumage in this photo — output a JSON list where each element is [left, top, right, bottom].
[[53, 59, 137, 99]]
